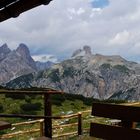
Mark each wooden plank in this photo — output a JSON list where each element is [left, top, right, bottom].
[[1, 129, 40, 139], [36, 136, 51, 140], [0, 113, 79, 119], [92, 103, 140, 122], [44, 94, 52, 138], [53, 131, 78, 138], [12, 119, 44, 126], [90, 123, 140, 140], [0, 0, 17, 9], [0, 90, 64, 95], [78, 112, 82, 135], [0, 114, 56, 119], [0, 0, 52, 22], [0, 121, 11, 130]]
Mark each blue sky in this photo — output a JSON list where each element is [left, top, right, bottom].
[[91, 0, 109, 8], [1, 0, 140, 63]]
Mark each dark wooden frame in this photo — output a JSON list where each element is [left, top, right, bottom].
[[90, 103, 140, 140], [0, 89, 63, 138], [0, 0, 52, 22], [0, 121, 11, 130]]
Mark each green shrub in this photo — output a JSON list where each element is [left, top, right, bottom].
[[113, 65, 129, 73], [48, 69, 60, 82], [101, 63, 111, 69], [0, 104, 3, 113], [25, 96, 31, 103], [20, 103, 42, 112], [51, 94, 65, 106], [63, 67, 74, 77], [5, 94, 26, 99]]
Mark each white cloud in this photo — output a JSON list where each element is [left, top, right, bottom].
[[77, 8, 85, 15], [32, 54, 58, 63], [1, 0, 140, 62], [68, 8, 76, 15], [109, 30, 131, 45]]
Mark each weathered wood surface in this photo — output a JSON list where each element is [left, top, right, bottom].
[[0, 112, 80, 119], [0, 121, 11, 130], [0, 0, 52, 22], [12, 119, 44, 126], [90, 103, 140, 139], [0, 129, 40, 139], [44, 94, 52, 138], [92, 102, 140, 122], [90, 123, 140, 140], [0, 89, 64, 95], [35, 136, 52, 140]]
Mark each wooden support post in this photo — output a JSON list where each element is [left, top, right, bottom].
[[44, 94, 52, 138], [40, 121, 44, 136], [132, 122, 137, 129], [78, 112, 82, 135], [121, 121, 137, 129], [121, 120, 133, 128]]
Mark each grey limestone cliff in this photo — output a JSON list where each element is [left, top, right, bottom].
[[5, 46, 140, 101]]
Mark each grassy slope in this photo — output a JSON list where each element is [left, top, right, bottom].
[[0, 93, 128, 139]]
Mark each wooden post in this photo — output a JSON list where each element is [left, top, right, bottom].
[[40, 121, 44, 136], [44, 94, 52, 138], [78, 112, 82, 135], [132, 122, 137, 129], [121, 120, 136, 128], [119, 120, 137, 129]]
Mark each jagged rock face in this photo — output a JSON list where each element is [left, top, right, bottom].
[[0, 51, 36, 83], [6, 53, 140, 101], [83, 45, 92, 55], [0, 44, 11, 61], [16, 43, 37, 70], [35, 61, 54, 71], [0, 44, 37, 84], [0, 43, 55, 84], [72, 45, 92, 58]]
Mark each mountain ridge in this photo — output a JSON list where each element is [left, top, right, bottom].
[[0, 43, 54, 84], [5, 46, 140, 101]]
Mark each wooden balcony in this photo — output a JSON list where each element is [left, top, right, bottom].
[[90, 102, 140, 140]]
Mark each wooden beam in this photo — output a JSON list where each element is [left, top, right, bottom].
[[0, 113, 79, 119], [0, 121, 11, 130], [92, 103, 140, 122], [0, 0, 52, 22], [0, 114, 60, 119], [0, 90, 64, 95], [78, 112, 82, 135], [44, 94, 52, 138], [90, 123, 140, 140], [0, 0, 17, 9]]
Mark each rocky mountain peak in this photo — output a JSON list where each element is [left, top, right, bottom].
[[5, 48, 140, 101], [16, 43, 36, 70], [0, 43, 9, 49], [16, 43, 30, 58], [0, 43, 11, 61], [83, 45, 92, 55], [72, 45, 92, 58], [0, 43, 56, 84]]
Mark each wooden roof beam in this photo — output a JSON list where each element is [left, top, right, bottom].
[[0, 0, 52, 22], [0, 0, 18, 9]]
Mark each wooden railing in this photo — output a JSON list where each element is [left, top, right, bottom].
[[0, 88, 64, 138], [90, 103, 140, 140], [0, 119, 44, 139], [0, 111, 91, 139]]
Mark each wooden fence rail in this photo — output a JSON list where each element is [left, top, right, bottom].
[[0, 88, 64, 138], [0, 111, 86, 139]]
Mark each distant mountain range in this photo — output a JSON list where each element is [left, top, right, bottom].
[[5, 45, 140, 101], [0, 43, 54, 84]]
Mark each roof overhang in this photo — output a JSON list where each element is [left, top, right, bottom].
[[0, 0, 52, 22]]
